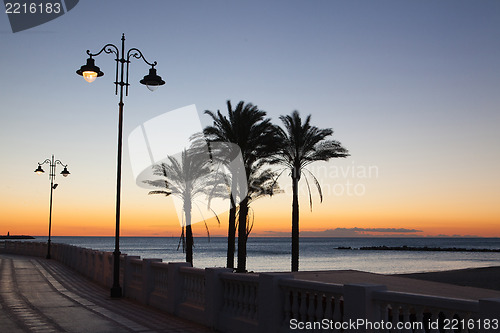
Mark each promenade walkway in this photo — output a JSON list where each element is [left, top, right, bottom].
[[0, 254, 214, 333]]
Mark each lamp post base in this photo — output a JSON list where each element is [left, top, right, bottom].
[[110, 286, 122, 298], [46, 239, 51, 259]]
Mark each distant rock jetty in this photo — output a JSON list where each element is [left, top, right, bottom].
[[334, 245, 500, 252], [0, 235, 35, 240]]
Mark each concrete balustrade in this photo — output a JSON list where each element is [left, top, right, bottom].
[[1, 240, 499, 333]]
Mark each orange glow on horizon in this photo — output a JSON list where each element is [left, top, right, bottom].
[[2, 177, 498, 238]]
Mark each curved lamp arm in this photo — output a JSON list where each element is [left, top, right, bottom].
[[87, 44, 121, 95], [37, 159, 52, 166], [125, 48, 159, 96], [54, 160, 68, 168], [87, 43, 119, 58], [127, 48, 157, 67]]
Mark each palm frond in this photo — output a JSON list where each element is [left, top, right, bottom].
[[303, 174, 314, 212], [304, 168, 323, 203]]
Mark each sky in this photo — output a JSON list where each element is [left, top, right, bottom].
[[1, 0, 499, 238]]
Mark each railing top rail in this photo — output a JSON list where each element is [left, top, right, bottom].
[[220, 272, 260, 283], [372, 290, 479, 313], [129, 258, 143, 265], [179, 266, 205, 275], [280, 278, 344, 295], [151, 261, 169, 269]]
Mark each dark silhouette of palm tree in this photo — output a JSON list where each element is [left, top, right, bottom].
[[201, 140, 244, 270], [273, 111, 349, 272], [204, 100, 280, 272], [145, 148, 223, 265]]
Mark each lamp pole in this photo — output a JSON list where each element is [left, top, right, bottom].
[[35, 155, 70, 259], [76, 33, 165, 298]]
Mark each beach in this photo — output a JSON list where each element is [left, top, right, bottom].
[[400, 266, 500, 291], [293, 266, 500, 300]]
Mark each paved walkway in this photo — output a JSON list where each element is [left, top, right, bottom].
[[0, 254, 215, 333]]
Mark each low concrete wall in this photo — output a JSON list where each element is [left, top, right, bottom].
[[2, 241, 498, 333]]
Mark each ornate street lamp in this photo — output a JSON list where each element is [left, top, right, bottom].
[[76, 33, 165, 298], [35, 155, 70, 259]]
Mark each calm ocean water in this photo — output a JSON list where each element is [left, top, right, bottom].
[[27, 237, 500, 274]]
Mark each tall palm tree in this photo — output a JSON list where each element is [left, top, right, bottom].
[[145, 148, 223, 265], [273, 111, 349, 272], [202, 140, 244, 270], [204, 100, 280, 272]]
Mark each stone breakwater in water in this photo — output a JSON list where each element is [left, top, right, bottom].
[[335, 246, 500, 252]]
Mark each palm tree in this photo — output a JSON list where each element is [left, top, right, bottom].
[[273, 111, 349, 272], [204, 100, 280, 272], [145, 147, 223, 265], [202, 140, 244, 270]]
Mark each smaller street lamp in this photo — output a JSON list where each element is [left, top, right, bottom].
[[35, 155, 70, 259]]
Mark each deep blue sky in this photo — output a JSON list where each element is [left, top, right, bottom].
[[1, 1, 499, 236]]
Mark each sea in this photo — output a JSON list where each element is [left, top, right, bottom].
[[24, 236, 500, 274]]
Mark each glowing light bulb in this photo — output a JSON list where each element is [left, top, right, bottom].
[[83, 71, 98, 83]]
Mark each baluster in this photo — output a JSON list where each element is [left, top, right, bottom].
[[242, 283, 250, 318], [324, 294, 333, 321], [227, 281, 235, 313], [253, 284, 259, 319], [429, 309, 440, 333], [391, 304, 401, 333], [283, 287, 292, 325], [414, 306, 425, 333], [193, 276, 197, 303], [444, 311, 454, 333], [237, 281, 245, 316], [252, 284, 258, 320], [182, 274, 188, 301], [299, 291, 308, 322], [462, 313, 472, 333], [283, 287, 292, 326], [307, 292, 316, 321], [223, 280, 230, 312], [190, 276, 195, 303], [248, 284, 254, 320], [383, 302, 390, 324], [316, 293, 325, 322], [332, 297, 342, 332], [185, 275, 190, 301], [291, 290, 299, 320], [224, 281, 230, 312], [226, 281, 233, 313], [190, 276, 195, 302], [200, 277, 205, 306], [402, 305, 412, 333], [380, 303, 389, 333], [195, 276, 201, 305], [232, 281, 238, 315]]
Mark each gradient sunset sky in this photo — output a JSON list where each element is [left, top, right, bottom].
[[1, 1, 499, 238]]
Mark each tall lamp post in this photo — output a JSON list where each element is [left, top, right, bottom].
[[76, 34, 165, 298], [34, 155, 70, 259]]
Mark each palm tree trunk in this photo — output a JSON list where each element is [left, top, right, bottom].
[[185, 201, 193, 265], [291, 174, 300, 272], [186, 224, 193, 265], [226, 194, 236, 269], [236, 197, 249, 273]]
